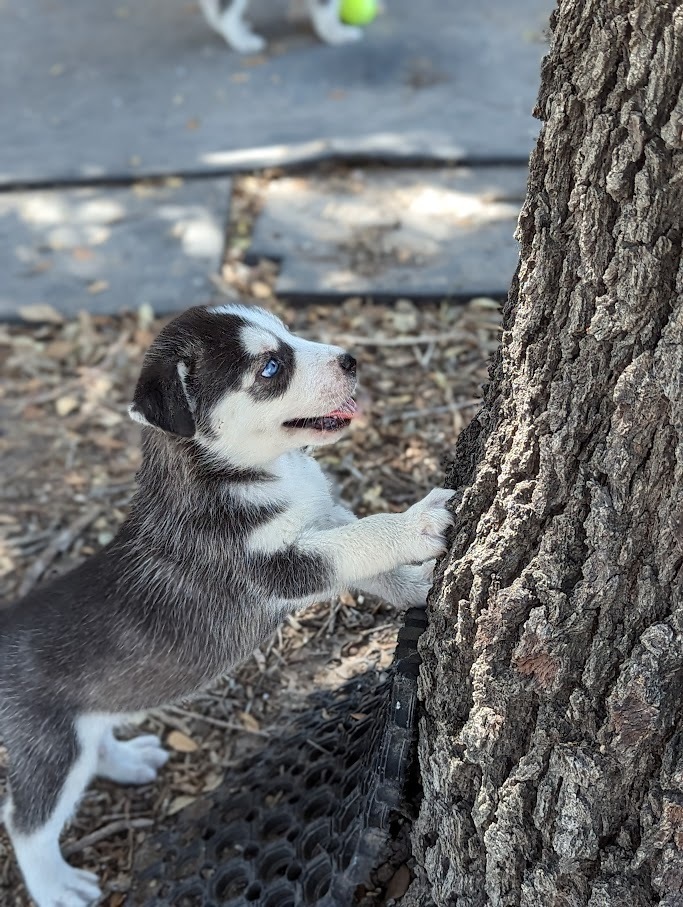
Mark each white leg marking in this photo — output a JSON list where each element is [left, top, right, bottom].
[[305, 488, 454, 586], [198, 0, 266, 52], [96, 730, 169, 786], [307, 0, 364, 44], [5, 715, 110, 907]]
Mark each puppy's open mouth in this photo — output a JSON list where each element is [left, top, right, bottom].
[[284, 398, 357, 433]]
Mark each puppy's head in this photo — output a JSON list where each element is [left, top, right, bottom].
[[130, 305, 357, 467]]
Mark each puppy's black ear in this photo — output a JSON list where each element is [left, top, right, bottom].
[[129, 358, 195, 437]]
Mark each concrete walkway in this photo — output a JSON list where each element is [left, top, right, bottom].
[[0, 0, 553, 317]]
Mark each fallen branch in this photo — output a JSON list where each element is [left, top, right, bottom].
[[165, 705, 270, 737], [62, 818, 154, 857], [381, 400, 481, 423]]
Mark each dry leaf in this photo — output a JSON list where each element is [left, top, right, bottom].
[[167, 795, 197, 816], [18, 304, 64, 324], [386, 864, 411, 901], [167, 730, 199, 753], [55, 396, 79, 417], [251, 280, 271, 299], [44, 340, 74, 360], [202, 772, 224, 793], [238, 711, 261, 733], [87, 280, 109, 295]]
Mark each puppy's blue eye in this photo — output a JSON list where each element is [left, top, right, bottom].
[[261, 358, 280, 378]]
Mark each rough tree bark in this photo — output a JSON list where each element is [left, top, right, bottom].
[[411, 2, 683, 905]]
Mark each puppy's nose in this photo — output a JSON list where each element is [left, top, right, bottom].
[[337, 353, 357, 376]]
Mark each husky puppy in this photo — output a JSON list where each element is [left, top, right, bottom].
[[0, 304, 453, 907], [197, 0, 364, 53]]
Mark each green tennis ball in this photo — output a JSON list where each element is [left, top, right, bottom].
[[340, 0, 378, 26]]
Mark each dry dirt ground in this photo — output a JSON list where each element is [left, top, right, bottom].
[[0, 286, 501, 905]]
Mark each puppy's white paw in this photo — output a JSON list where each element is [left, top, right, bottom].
[[403, 488, 454, 562], [316, 22, 364, 44], [220, 22, 266, 53], [401, 559, 436, 606], [97, 733, 169, 786], [25, 861, 101, 907]]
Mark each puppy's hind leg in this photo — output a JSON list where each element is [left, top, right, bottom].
[[96, 728, 168, 786], [4, 713, 106, 907]]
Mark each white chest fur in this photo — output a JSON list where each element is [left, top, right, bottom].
[[244, 451, 340, 554]]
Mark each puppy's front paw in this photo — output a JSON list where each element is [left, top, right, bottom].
[[403, 488, 454, 562], [231, 30, 266, 53], [402, 559, 436, 606], [317, 22, 364, 44], [218, 22, 266, 53]]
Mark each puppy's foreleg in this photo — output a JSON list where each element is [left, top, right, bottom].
[[306, 0, 364, 44], [252, 489, 452, 605], [197, 0, 266, 52], [325, 505, 437, 606]]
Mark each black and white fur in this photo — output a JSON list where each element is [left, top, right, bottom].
[[197, 0, 363, 53], [0, 304, 453, 907]]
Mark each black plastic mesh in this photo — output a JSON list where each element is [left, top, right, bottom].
[[132, 607, 426, 907]]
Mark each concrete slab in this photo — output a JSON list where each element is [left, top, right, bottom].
[[0, 0, 552, 186], [248, 167, 526, 298], [0, 179, 230, 319]]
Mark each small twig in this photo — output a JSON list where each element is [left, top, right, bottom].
[[62, 818, 154, 857], [14, 378, 81, 411], [331, 330, 466, 348], [413, 341, 436, 369], [88, 481, 136, 499], [306, 738, 332, 756], [381, 400, 481, 423], [17, 506, 103, 597], [165, 705, 269, 737]]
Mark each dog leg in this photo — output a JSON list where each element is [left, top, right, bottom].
[[4, 714, 106, 907], [326, 506, 436, 607], [252, 489, 453, 605], [306, 0, 364, 45], [197, 0, 266, 53], [96, 729, 169, 785]]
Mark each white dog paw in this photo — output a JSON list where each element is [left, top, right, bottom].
[[97, 733, 169, 786], [316, 22, 364, 44], [25, 862, 101, 907], [401, 560, 436, 606], [220, 22, 266, 53], [403, 488, 454, 562]]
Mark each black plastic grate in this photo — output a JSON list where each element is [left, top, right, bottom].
[[132, 607, 427, 907]]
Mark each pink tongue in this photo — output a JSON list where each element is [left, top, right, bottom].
[[325, 399, 357, 419]]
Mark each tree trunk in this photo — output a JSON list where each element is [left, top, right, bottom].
[[412, 2, 683, 904]]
